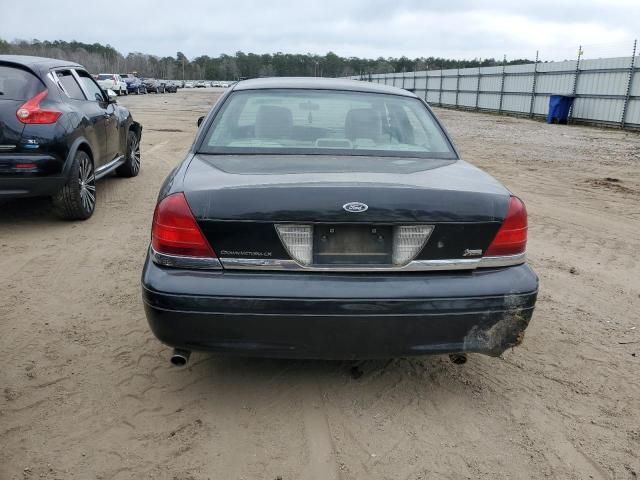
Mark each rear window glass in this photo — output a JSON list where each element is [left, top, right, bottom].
[[0, 65, 44, 101], [97, 74, 114, 80], [200, 89, 455, 159]]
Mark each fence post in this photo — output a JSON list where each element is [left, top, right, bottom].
[[568, 45, 583, 123], [621, 39, 637, 129], [438, 68, 443, 106], [498, 55, 506, 113], [424, 71, 429, 102], [455, 68, 460, 108], [475, 66, 481, 110], [413, 69, 417, 93], [529, 50, 539, 118]]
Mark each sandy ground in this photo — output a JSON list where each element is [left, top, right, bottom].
[[1, 88, 639, 480]]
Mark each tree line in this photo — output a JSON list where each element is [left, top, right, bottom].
[[0, 38, 534, 80]]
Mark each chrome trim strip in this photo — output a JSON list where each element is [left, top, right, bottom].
[[150, 247, 222, 270], [0, 145, 16, 151], [95, 155, 125, 179], [220, 253, 526, 272], [477, 253, 526, 268]]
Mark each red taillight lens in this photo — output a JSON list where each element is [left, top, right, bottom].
[[151, 192, 216, 258], [485, 196, 528, 257], [16, 90, 62, 124]]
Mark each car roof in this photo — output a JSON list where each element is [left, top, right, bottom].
[[0, 54, 84, 74], [232, 77, 416, 97]]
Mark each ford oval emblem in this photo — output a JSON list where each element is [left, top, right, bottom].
[[343, 202, 368, 213]]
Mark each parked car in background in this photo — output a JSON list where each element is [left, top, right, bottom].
[[0, 55, 142, 220], [161, 80, 178, 93], [120, 73, 146, 94], [211, 81, 220, 87], [143, 78, 164, 93], [184, 81, 194, 88], [96, 73, 128, 95], [221, 82, 229, 88], [142, 77, 537, 366], [195, 80, 206, 88]]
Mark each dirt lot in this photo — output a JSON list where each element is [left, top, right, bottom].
[[1, 88, 639, 480]]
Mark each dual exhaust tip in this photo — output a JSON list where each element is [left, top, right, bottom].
[[169, 349, 467, 367]]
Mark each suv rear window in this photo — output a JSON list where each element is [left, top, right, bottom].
[[97, 74, 114, 80], [0, 65, 44, 101]]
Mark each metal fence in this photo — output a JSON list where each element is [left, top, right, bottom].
[[347, 46, 640, 130]]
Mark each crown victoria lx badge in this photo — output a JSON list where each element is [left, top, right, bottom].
[[343, 202, 368, 213]]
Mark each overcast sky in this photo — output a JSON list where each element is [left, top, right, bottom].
[[1, 0, 638, 61]]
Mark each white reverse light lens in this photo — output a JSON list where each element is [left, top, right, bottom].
[[392, 225, 434, 265], [275, 224, 313, 266]]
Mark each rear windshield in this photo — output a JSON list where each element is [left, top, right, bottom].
[[200, 89, 456, 158], [0, 65, 44, 101], [96, 74, 114, 80]]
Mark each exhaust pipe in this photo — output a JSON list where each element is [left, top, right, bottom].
[[449, 353, 467, 365], [170, 348, 191, 367]]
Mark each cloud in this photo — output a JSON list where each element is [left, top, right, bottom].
[[1, 0, 637, 61]]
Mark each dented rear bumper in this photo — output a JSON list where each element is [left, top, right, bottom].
[[142, 258, 538, 359]]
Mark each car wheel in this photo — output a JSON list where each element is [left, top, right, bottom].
[[51, 151, 96, 220], [116, 130, 141, 177]]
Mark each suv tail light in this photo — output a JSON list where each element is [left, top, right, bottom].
[[484, 196, 528, 257], [151, 193, 220, 269], [16, 90, 62, 124]]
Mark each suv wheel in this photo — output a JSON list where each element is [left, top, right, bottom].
[[52, 151, 96, 220], [116, 130, 141, 177]]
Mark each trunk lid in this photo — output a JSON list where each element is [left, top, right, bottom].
[[183, 154, 510, 266]]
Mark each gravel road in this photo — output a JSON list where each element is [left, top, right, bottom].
[[1, 88, 639, 479]]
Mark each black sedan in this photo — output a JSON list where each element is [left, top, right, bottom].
[[160, 80, 178, 93], [0, 55, 142, 219], [142, 77, 537, 366], [143, 78, 164, 93]]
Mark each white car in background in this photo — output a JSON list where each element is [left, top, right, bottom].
[[221, 82, 229, 88], [96, 74, 128, 95], [185, 81, 194, 88]]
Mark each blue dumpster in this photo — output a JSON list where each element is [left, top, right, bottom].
[[547, 95, 576, 124]]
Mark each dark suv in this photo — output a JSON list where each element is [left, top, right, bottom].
[[0, 55, 142, 220]]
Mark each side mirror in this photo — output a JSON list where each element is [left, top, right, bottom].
[[197, 116, 205, 127], [106, 89, 118, 103]]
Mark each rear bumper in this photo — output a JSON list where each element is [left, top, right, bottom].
[[141, 256, 538, 359], [0, 175, 66, 197], [0, 154, 67, 197]]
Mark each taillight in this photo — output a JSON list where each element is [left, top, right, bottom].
[[485, 196, 528, 257], [16, 90, 62, 124], [151, 192, 216, 258]]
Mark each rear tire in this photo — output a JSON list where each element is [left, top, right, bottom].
[[51, 151, 96, 220], [116, 130, 141, 177]]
